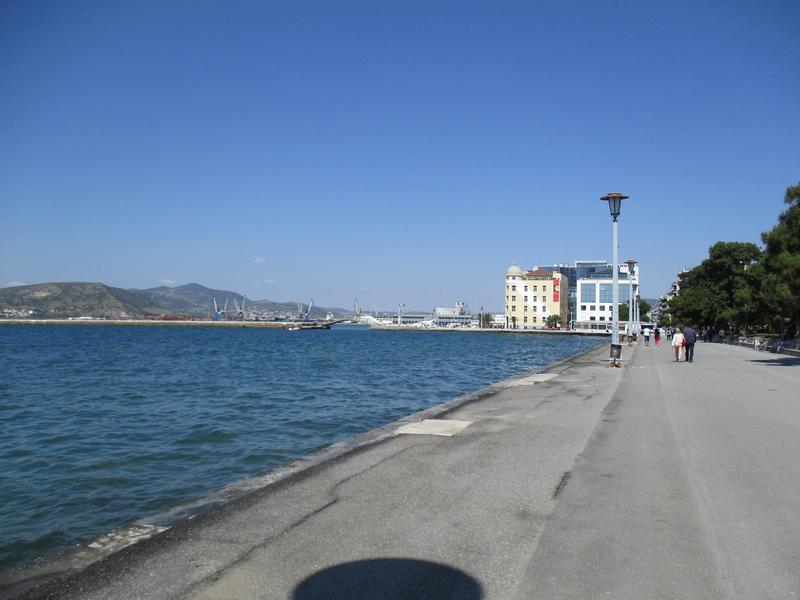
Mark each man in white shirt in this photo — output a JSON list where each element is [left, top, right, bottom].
[[643, 326, 652, 346]]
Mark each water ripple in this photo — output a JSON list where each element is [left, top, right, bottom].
[[0, 324, 601, 573]]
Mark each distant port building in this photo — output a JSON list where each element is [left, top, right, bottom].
[[505, 260, 640, 331]]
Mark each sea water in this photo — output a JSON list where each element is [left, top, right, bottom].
[[0, 324, 602, 573]]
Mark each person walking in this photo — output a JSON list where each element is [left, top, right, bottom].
[[683, 325, 697, 362], [653, 327, 661, 346], [672, 327, 685, 362], [643, 326, 651, 346]]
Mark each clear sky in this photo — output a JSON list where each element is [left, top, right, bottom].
[[2, 0, 798, 312]]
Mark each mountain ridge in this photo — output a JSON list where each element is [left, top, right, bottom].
[[1, 282, 351, 319]]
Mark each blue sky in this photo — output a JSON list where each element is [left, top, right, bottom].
[[2, 0, 798, 311]]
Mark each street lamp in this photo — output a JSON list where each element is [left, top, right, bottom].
[[600, 193, 630, 359], [625, 259, 638, 337]]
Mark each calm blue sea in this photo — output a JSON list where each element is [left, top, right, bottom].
[[0, 324, 602, 573]]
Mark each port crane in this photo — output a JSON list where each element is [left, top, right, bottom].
[[295, 299, 314, 322], [212, 298, 230, 321], [233, 298, 245, 320]]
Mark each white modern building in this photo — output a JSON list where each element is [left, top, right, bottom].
[[574, 261, 640, 331]]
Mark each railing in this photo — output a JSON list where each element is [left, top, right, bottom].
[[717, 335, 800, 355]]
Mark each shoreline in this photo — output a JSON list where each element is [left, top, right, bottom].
[[0, 341, 607, 598]]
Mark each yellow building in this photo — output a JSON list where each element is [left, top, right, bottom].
[[504, 264, 569, 330]]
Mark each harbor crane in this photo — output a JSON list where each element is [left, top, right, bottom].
[[305, 299, 314, 321], [233, 298, 245, 320], [295, 299, 313, 322], [212, 297, 224, 321]]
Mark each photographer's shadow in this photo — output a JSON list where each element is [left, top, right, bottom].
[[292, 557, 484, 600]]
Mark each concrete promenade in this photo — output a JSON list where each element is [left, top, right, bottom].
[[6, 341, 800, 599]]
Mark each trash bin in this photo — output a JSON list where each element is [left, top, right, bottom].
[[610, 343, 622, 359]]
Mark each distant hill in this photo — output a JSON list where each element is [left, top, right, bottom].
[[0, 283, 168, 319], [132, 283, 351, 319], [131, 283, 245, 315], [1, 282, 352, 320]]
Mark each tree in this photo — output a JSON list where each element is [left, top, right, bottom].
[[639, 299, 651, 322], [546, 314, 562, 328], [619, 302, 629, 321], [480, 312, 493, 328], [511, 315, 517, 329], [760, 181, 800, 337], [669, 241, 762, 334]]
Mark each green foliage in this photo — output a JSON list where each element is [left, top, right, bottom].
[[618, 300, 649, 322], [618, 302, 629, 321], [480, 312, 493, 328], [545, 314, 562, 328], [638, 298, 651, 322], [511, 315, 517, 329], [669, 241, 761, 334], [758, 181, 800, 336]]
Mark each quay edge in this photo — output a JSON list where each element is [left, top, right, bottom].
[[0, 341, 608, 599]]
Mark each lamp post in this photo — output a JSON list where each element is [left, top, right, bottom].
[[600, 193, 629, 356], [625, 259, 638, 336]]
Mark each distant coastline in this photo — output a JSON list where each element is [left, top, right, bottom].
[[0, 319, 305, 329], [0, 319, 609, 335]]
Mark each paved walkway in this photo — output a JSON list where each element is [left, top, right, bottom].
[[7, 341, 800, 599]]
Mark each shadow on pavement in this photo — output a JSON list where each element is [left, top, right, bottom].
[[292, 558, 484, 600], [749, 357, 800, 367]]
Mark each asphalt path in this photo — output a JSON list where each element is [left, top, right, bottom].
[[6, 341, 800, 599], [517, 341, 800, 599]]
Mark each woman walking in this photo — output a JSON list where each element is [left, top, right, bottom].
[[653, 327, 661, 346], [672, 327, 686, 362]]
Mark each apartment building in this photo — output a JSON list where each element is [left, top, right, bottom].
[[504, 265, 569, 329]]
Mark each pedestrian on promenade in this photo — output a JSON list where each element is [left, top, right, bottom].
[[654, 327, 661, 346], [683, 325, 697, 362], [672, 327, 685, 362], [643, 326, 651, 346]]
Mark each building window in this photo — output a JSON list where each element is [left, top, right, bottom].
[[524, 295, 528, 302], [600, 305, 605, 311], [533, 316, 538, 323], [590, 305, 596, 311], [524, 305, 528, 312], [524, 285, 528, 292], [590, 316, 596, 321], [512, 295, 516, 301], [524, 317, 528, 323], [511, 305, 516, 312], [599, 316, 605, 321], [543, 285, 547, 292], [511, 285, 516, 291], [532, 296, 537, 302], [580, 283, 596, 302], [580, 305, 586, 310], [533, 285, 538, 292], [599, 284, 631, 303]]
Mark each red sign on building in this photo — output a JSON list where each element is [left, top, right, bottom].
[[553, 279, 560, 302]]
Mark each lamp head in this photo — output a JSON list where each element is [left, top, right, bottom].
[[600, 192, 629, 221]]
